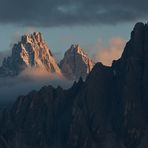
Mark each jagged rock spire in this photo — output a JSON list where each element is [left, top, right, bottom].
[[0, 32, 61, 77], [59, 44, 95, 80]]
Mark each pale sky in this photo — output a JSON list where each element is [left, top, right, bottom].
[[0, 21, 138, 62]]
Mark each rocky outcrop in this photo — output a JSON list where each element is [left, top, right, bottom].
[[1, 22, 148, 148], [112, 22, 146, 148], [59, 44, 95, 80], [0, 34, 95, 80], [0, 32, 61, 77]]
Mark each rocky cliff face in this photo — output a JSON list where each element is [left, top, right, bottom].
[[0, 35, 94, 80], [59, 44, 95, 80], [1, 22, 148, 148], [0, 32, 61, 77]]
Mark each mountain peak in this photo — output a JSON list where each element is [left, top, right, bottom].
[[68, 44, 86, 55], [69, 44, 80, 51], [70, 44, 80, 49], [21, 32, 43, 44], [134, 22, 144, 28], [0, 35, 95, 79], [59, 44, 95, 80], [0, 32, 61, 77]]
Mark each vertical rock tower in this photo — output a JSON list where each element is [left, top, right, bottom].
[[0, 32, 61, 77], [60, 44, 95, 80]]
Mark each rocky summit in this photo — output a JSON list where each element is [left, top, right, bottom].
[[0, 34, 94, 80], [60, 44, 95, 80], [0, 32, 61, 77], [1, 22, 148, 148]]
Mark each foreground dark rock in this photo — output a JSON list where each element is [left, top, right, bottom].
[[1, 22, 148, 148]]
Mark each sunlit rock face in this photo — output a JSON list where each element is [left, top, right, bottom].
[[2, 22, 148, 148], [0, 34, 95, 79], [60, 44, 95, 80], [0, 32, 61, 77]]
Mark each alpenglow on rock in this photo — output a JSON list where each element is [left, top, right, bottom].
[[0, 32, 61, 77], [59, 44, 95, 80]]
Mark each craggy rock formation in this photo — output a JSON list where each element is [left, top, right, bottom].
[[1, 22, 148, 148], [0, 34, 94, 80], [60, 44, 95, 80], [0, 32, 61, 77]]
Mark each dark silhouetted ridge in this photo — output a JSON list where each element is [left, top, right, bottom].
[[1, 22, 148, 148]]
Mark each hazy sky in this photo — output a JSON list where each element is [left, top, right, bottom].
[[0, 0, 147, 64]]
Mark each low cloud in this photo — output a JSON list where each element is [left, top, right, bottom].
[[92, 37, 126, 66], [0, 68, 73, 102]]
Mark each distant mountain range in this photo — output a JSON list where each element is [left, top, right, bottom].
[[1, 22, 148, 148], [0, 32, 94, 80]]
